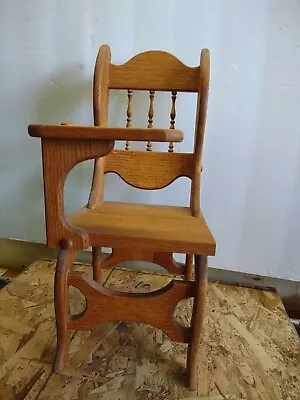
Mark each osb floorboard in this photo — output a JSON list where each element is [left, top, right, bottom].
[[0, 260, 299, 400]]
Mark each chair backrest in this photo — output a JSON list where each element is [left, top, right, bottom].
[[89, 44, 210, 216]]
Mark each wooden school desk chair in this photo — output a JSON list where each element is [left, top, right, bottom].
[[28, 45, 216, 390]]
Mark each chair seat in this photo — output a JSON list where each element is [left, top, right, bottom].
[[68, 202, 216, 255]]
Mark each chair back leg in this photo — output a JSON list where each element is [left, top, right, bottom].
[[186, 255, 208, 390]]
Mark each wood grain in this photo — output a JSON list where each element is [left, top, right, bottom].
[[68, 272, 193, 342], [0, 260, 299, 399], [104, 150, 194, 190], [88, 157, 105, 209], [97, 247, 184, 275], [91, 247, 102, 283], [68, 201, 216, 255], [41, 138, 114, 248], [190, 48, 210, 217], [28, 124, 184, 142], [187, 255, 208, 389], [54, 240, 76, 372], [185, 253, 194, 281], [109, 50, 200, 92], [88, 44, 111, 208], [93, 44, 110, 128]]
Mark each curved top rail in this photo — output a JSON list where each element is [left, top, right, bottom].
[[109, 50, 200, 92]]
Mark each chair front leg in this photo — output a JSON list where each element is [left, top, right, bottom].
[[54, 239, 77, 372], [186, 255, 208, 390]]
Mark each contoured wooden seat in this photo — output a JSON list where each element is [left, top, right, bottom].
[[28, 44, 216, 390], [68, 202, 215, 255]]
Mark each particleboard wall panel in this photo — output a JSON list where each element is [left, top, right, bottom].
[[0, 260, 299, 399]]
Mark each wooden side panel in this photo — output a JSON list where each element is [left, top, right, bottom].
[[67, 272, 193, 342], [104, 150, 194, 190], [41, 138, 114, 249], [109, 50, 200, 92]]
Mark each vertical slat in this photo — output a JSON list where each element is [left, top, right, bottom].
[[125, 89, 133, 150], [168, 91, 177, 152], [147, 90, 155, 151]]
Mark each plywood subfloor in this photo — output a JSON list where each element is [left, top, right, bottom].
[[0, 260, 299, 400]]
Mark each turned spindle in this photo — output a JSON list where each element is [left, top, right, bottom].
[[125, 89, 133, 150], [168, 91, 177, 152], [147, 90, 155, 151]]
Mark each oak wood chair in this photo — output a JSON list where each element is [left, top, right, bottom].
[[28, 44, 216, 390]]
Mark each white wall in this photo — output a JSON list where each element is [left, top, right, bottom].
[[1, 0, 300, 280]]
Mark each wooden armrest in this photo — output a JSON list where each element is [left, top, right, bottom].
[[28, 124, 184, 143]]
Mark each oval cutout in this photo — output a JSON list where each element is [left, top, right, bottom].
[[69, 285, 87, 317], [174, 297, 193, 328]]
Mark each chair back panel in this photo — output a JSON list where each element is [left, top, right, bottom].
[[109, 51, 199, 92], [109, 51, 199, 152], [89, 45, 209, 211], [104, 150, 194, 190]]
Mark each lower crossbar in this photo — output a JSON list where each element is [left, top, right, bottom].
[[67, 272, 195, 343]]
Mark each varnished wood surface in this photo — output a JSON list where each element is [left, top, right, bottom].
[[146, 89, 155, 151], [125, 89, 133, 151], [54, 243, 205, 388], [191, 49, 210, 217], [104, 150, 194, 190], [168, 90, 177, 152], [100, 247, 184, 275], [109, 50, 200, 92], [29, 44, 213, 252], [88, 44, 111, 208], [53, 240, 76, 372], [187, 255, 208, 389], [68, 202, 216, 255], [93, 44, 110, 129], [29, 45, 212, 246], [41, 138, 115, 249], [92, 246, 102, 283], [68, 271, 193, 342], [28, 124, 184, 142], [0, 260, 299, 399]]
